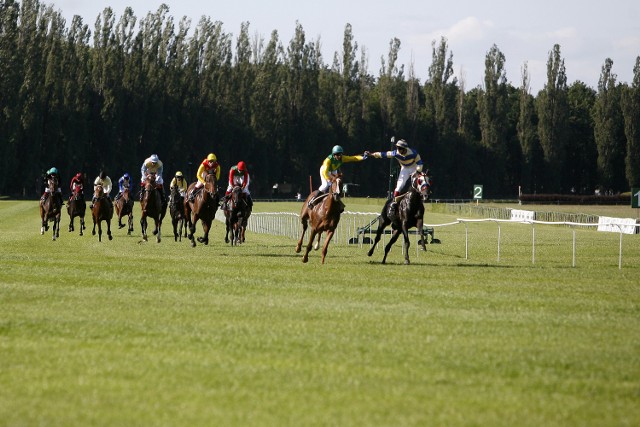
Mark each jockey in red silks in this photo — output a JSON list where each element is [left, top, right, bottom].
[[69, 172, 84, 201], [224, 161, 253, 209]]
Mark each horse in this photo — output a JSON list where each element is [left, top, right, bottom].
[[169, 186, 188, 242], [40, 178, 62, 240], [367, 171, 432, 264], [223, 185, 251, 245], [140, 173, 166, 243], [295, 176, 344, 264], [185, 173, 219, 247], [91, 184, 113, 242], [67, 184, 86, 235], [115, 187, 134, 235]]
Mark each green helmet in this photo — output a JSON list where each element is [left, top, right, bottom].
[[47, 167, 59, 175], [332, 145, 344, 154]]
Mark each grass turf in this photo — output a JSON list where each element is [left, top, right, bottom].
[[1, 200, 639, 426]]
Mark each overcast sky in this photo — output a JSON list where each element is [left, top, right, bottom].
[[53, 0, 639, 93]]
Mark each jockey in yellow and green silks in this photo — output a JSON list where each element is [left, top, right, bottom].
[[308, 145, 368, 208]]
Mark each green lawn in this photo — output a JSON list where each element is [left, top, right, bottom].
[[1, 200, 639, 426]]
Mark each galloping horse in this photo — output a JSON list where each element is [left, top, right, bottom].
[[185, 173, 219, 247], [223, 185, 251, 245], [169, 186, 187, 242], [40, 178, 62, 240], [115, 188, 134, 235], [367, 171, 432, 264], [295, 176, 344, 264], [67, 184, 86, 235], [140, 173, 166, 242], [91, 184, 113, 242]]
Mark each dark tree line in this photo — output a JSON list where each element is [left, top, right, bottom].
[[1, 0, 639, 199]]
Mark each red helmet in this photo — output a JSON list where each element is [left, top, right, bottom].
[[237, 161, 246, 171], [75, 172, 82, 179]]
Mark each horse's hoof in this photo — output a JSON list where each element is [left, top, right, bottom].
[[190, 240, 196, 248], [119, 224, 125, 229], [295, 246, 301, 253], [92, 231, 96, 236], [302, 257, 309, 263], [367, 250, 373, 257], [108, 235, 113, 241], [152, 230, 158, 235], [404, 260, 410, 265]]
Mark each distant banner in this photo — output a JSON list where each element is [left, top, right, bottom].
[[597, 216, 639, 234], [510, 209, 535, 222]]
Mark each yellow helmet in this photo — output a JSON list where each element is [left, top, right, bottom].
[[175, 171, 183, 177], [206, 153, 217, 162]]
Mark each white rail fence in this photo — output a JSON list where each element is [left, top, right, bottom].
[[233, 210, 639, 269]]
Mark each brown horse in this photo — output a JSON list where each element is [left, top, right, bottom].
[[115, 188, 134, 235], [223, 185, 251, 245], [91, 184, 113, 242], [296, 176, 344, 264], [169, 186, 187, 242], [40, 178, 62, 240], [367, 171, 432, 264], [140, 173, 166, 242], [185, 173, 219, 247], [67, 184, 86, 235]]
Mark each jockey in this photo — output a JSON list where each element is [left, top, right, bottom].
[[114, 173, 132, 202], [169, 171, 188, 206], [188, 153, 220, 202], [365, 138, 424, 207], [224, 161, 253, 209], [140, 154, 166, 205], [69, 172, 84, 201], [42, 167, 63, 205], [91, 170, 113, 209], [307, 145, 367, 209]]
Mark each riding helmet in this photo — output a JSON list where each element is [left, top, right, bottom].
[[123, 173, 130, 179], [48, 167, 59, 175], [207, 153, 217, 162], [395, 139, 408, 149], [150, 154, 159, 163], [75, 172, 82, 179], [332, 145, 344, 154], [237, 161, 246, 171], [175, 171, 183, 177]]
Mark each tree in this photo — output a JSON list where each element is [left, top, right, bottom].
[[536, 44, 569, 193], [517, 62, 539, 193], [593, 58, 626, 192], [477, 44, 509, 195], [621, 56, 640, 187], [566, 82, 597, 193]]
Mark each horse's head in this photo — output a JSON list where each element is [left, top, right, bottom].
[[94, 184, 104, 198], [331, 176, 343, 201], [145, 172, 157, 190], [204, 173, 216, 194], [412, 172, 432, 201]]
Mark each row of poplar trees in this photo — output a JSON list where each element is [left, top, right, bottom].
[[1, 0, 639, 199]]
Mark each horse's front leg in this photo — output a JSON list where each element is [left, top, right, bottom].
[[79, 217, 85, 236], [401, 226, 411, 265], [302, 228, 318, 263], [140, 215, 148, 241], [155, 219, 162, 243], [295, 216, 309, 253], [416, 218, 427, 251], [367, 218, 389, 257], [69, 216, 74, 232], [320, 229, 336, 264], [197, 218, 209, 245], [106, 219, 113, 241], [382, 229, 402, 264]]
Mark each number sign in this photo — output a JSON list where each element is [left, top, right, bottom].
[[473, 185, 483, 200]]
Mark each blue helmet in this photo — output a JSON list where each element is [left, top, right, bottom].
[[332, 145, 344, 154], [123, 173, 130, 179], [47, 167, 59, 175]]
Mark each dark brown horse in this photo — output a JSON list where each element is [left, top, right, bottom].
[[40, 178, 62, 240], [223, 185, 251, 245], [140, 173, 166, 242], [115, 188, 134, 235], [67, 184, 86, 235], [295, 176, 344, 264], [169, 186, 187, 242], [91, 184, 113, 242], [367, 171, 432, 264], [185, 173, 219, 247]]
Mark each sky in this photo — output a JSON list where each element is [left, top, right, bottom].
[[52, 0, 639, 93]]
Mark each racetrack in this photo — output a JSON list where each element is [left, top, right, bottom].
[[1, 200, 639, 426]]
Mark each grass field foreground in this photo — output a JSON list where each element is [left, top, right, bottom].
[[1, 200, 639, 426]]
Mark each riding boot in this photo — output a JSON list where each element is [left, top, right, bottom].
[[247, 195, 253, 210], [90, 196, 96, 209], [57, 192, 64, 206], [188, 189, 195, 203]]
